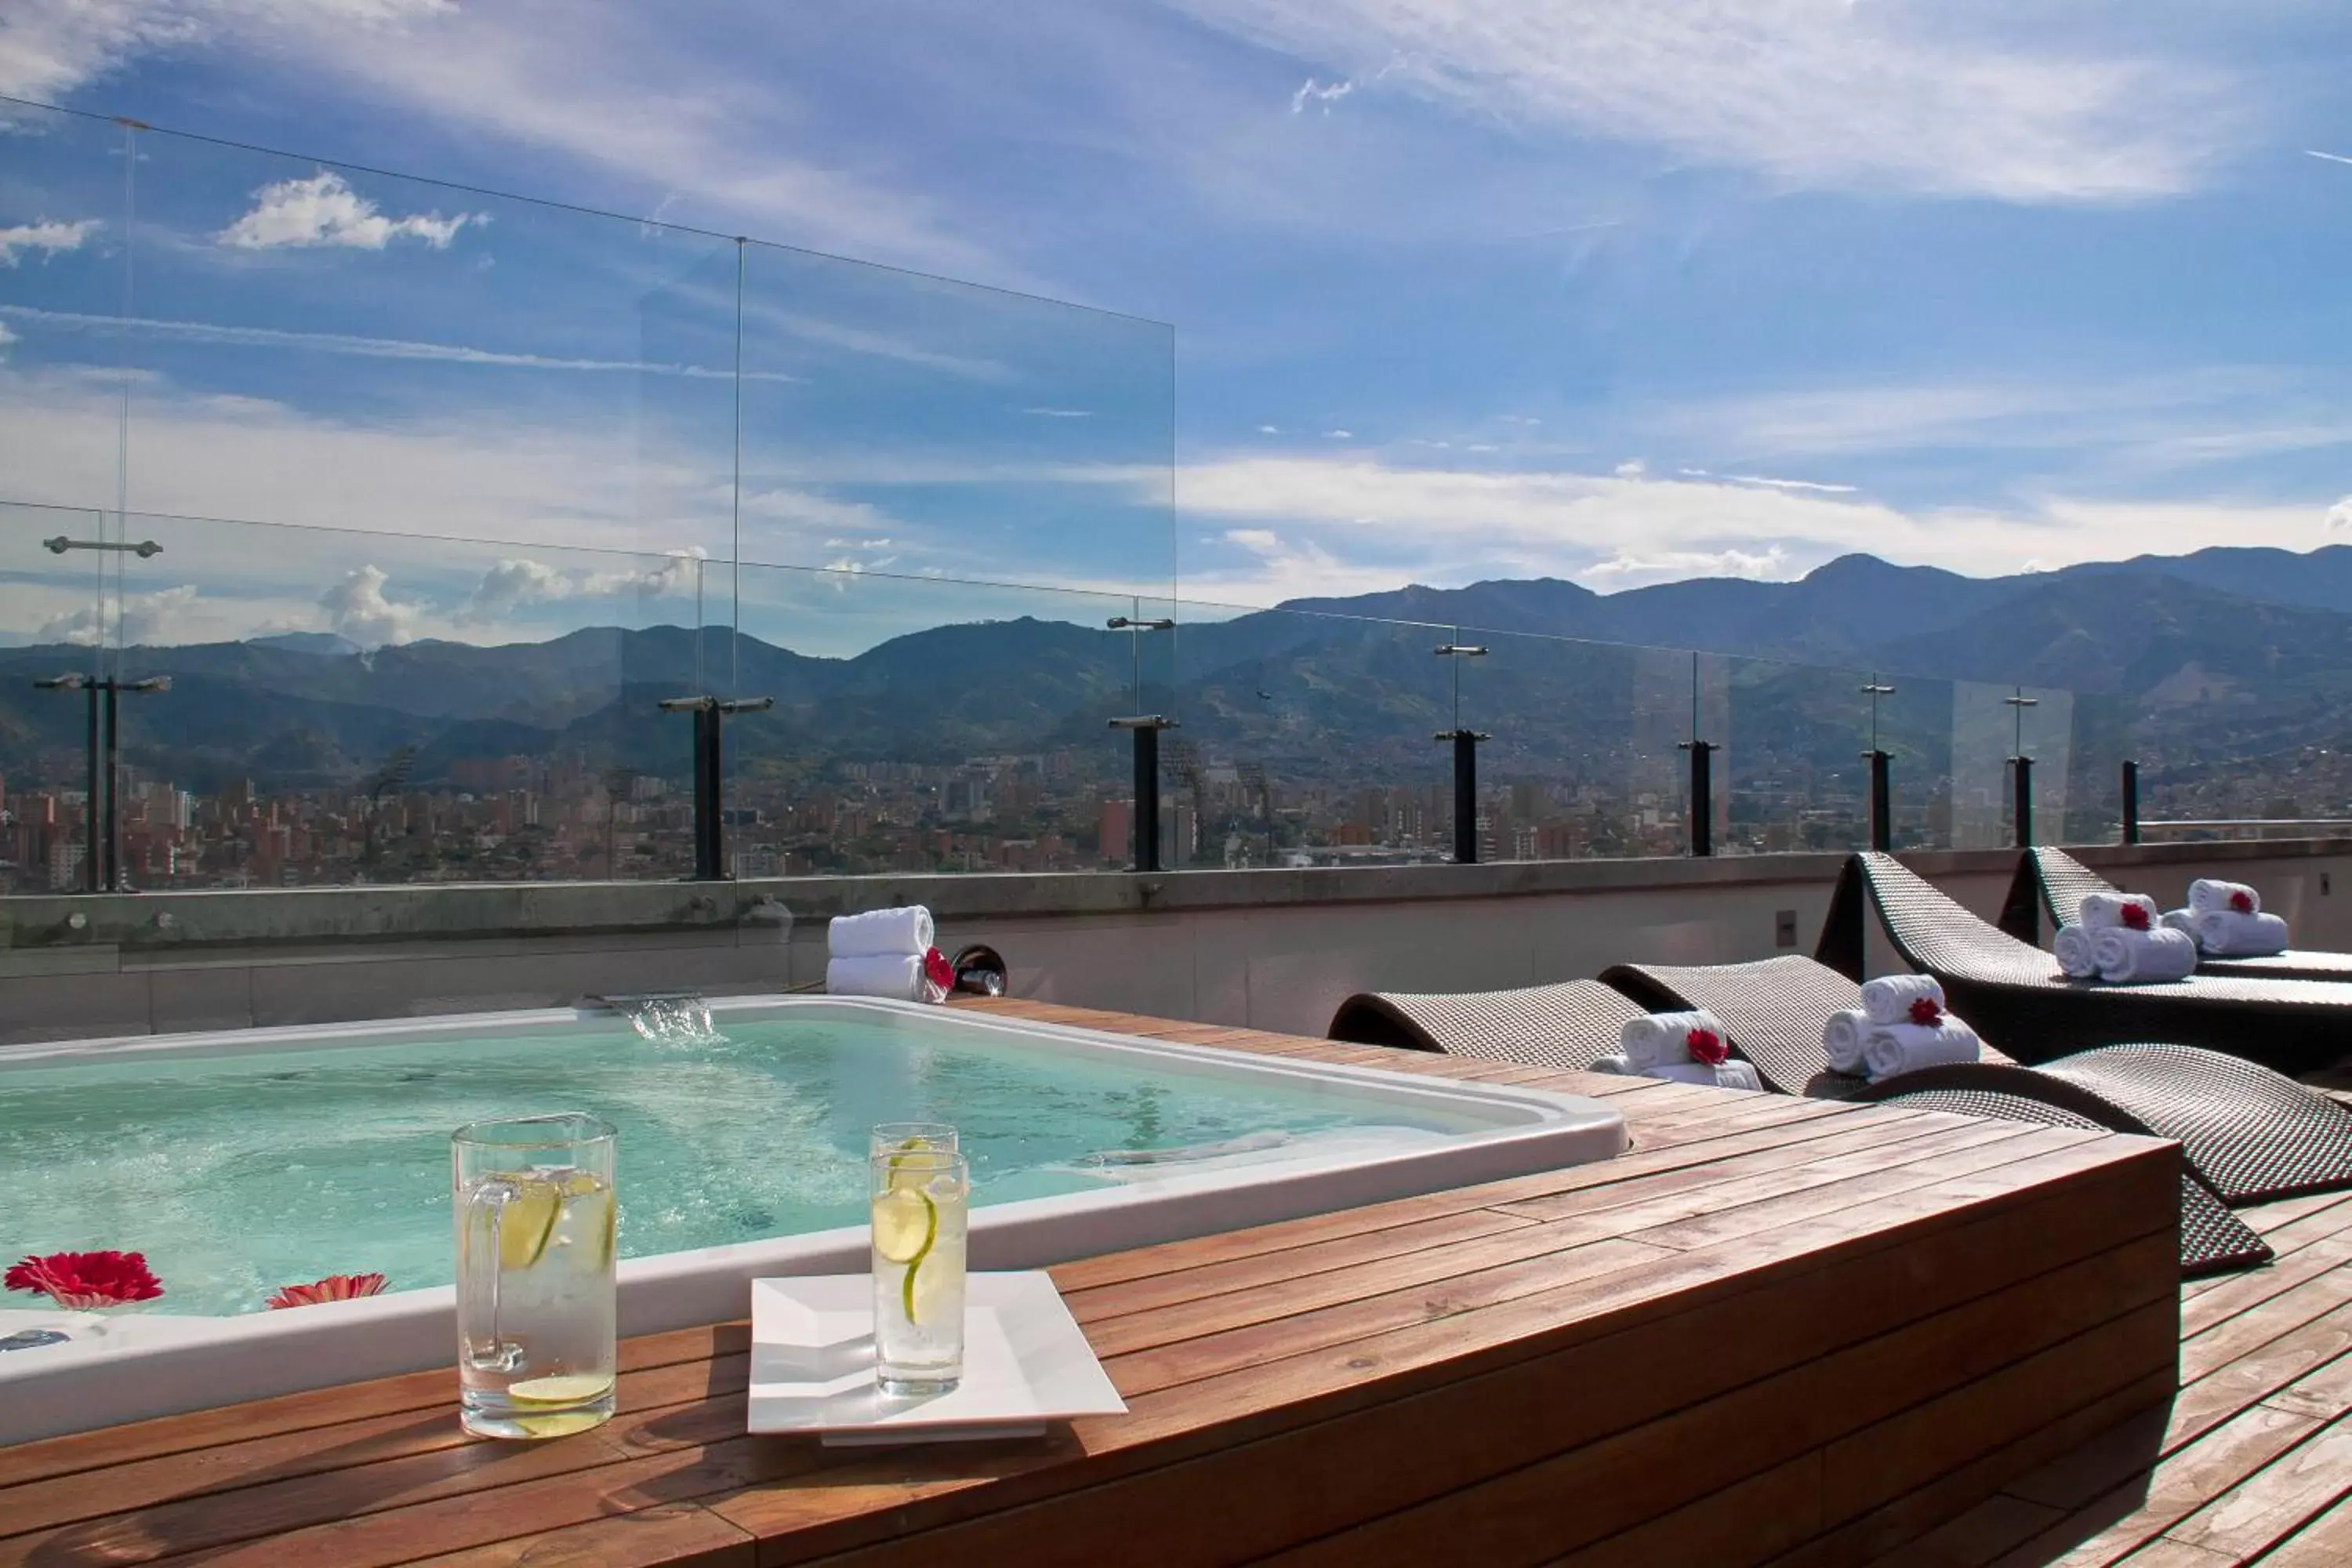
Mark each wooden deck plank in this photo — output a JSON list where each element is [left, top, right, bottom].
[[2158, 1417, 2352, 1560]]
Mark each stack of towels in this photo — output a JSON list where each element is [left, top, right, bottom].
[[826, 906, 951, 1003], [2053, 891, 2198, 985], [1821, 975, 1983, 1083], [1589, 1010, 1764, 1091], [2160, 879, 2289, 959]]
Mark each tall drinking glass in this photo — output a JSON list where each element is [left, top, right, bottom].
[[453, 1112, 618, 1439], [869, 1145, 969, 1395]]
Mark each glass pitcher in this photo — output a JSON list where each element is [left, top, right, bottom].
[[452, 1112, 618, 1439]]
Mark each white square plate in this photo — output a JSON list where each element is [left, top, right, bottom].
[[747, 1272, 1127, 1443]]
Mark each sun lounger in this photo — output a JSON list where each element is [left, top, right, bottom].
[[2010, 846, 2352, 982]]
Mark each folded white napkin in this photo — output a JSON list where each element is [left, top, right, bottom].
[[2076, 891, 2161, 931], [827, 906, 935, 958], [2054, 923, 2100, 979], [1823, 1009, 1871, 1076], [2089, 927, 2198, 985], [1619, 1009, 1727, 1070], [826, 953, 931, 1000], [1862, 1019, 1982, 1082], [2190, 909, 2290, 957], [1588, 1055, 1763, 1091], [2189, 879, 2261, 916], [1859, 975, 1945, 1025]]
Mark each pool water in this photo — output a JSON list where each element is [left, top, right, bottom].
[[0, 1010, 1489, 1316]]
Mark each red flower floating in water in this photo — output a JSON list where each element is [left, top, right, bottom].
[[266, 1273, 388, 1310], [923, 947, 956, 993], [2230, 890, 2256, 915], [1685, 1027, 1728, 1066], [4, 1250, 164, 1310], [2120, 904, 2151, 931], [1908, 996, 1945, 1027]]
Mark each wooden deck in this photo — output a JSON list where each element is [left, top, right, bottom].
[[0, 997, 2267, 1566]]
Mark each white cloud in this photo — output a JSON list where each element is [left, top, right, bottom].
[[1290, 77, 1354, 114], [1022, 407, 1092, 418], [37, 583, 200, 645], [822, 536, 895, 549], [217, 169, 481, 250], [0, 220, 100, 267], [1580, 546, 1791, 586], [1171, 0, 2240, 202], [1678, 466, 1857, 495], [319, 564, 419, 649], [2329, 496, 2352, 532], [1323, 428, 1352, 439], [0, 322, 16, 353], [1258, 424, 1280, 434], [457, 548, 709, 624]]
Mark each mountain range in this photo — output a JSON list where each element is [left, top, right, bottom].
[[5, 543, 2352, 800]]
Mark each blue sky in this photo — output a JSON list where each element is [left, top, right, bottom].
[[8, 1, 2352, 653]]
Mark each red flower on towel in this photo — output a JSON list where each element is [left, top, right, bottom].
[[4, 1250, 163, 1309], [2120, 904, 2151, 931], [266, 1273, 388, 1310], [2230, 890, 2256, 915], [1685, 1027, 1728, 1065], [923, 947, 955, 992], [1908, 996, 1944, 1026]]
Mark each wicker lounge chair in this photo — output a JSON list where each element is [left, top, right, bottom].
[[1327, 980, 1650, 1071], [2009, 846, 2352, 982], [1329, 962, 2278, 1275], [1819, 851, 2352, 1073], [1602, 953, 2352, 1206]]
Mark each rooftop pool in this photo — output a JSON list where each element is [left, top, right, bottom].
[[0, 997, 1624, 1443]]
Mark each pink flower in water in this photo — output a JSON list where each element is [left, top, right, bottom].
[[5, 1250, 164, 1309], [1908, 996, 1945, 1027], [1685, 1027, 1729, 1066], [266, 1273, 389, 1310]]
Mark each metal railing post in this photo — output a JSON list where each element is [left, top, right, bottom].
[[660, 694, 773, 880], [1435, 728, 1488, 864], [1865, 750, 1893, 853], [2011, 755, 2034, 848], [1682, 740, 1717, 857], [1109, 716, 1176, 873], [2121, 760, 2140, 845]]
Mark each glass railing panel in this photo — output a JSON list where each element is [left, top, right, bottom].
[[1951, 680, 2073, 849], [735, 240, 1176, 607], [1467, 630, 1636, 863], [1163, 602, 1460, 867], [1628, 645, 1722, 858], [0, 104, 136, 524], [1724, 654, 1871, 856], [117, 124, 742, 561], [726, 563, 1144, 877], [96, 510, 706, 887], [0, 503, 114, 892]]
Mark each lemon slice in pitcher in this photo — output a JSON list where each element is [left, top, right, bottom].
[[497, 1178, 564, 1271], [507, 1373, 615, 1404]]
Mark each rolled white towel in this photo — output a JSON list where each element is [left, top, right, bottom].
[[828, 906, 935, 958], [1862, 1019, 1983, 1082], [2190, 909, 2290, 957], [2161, 909, 2196, 938], [2076, 891, 2161, 931], [1619, 1010, 1726, 1070], [1823, 1009, 1872, 1076], [1860, 974, 1945, 1025], [826, 953, 931, 1000], [2090, 927, 2199, 985], [2189, 879, 2261, 916], [2053, 923, 2100, 979], [1619, 1059, 1765, 1091]]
